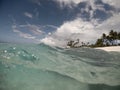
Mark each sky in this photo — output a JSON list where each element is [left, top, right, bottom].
[[0, 0, 120, 46]]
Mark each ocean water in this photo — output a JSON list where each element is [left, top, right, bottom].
[[0, 43, 120, 90]]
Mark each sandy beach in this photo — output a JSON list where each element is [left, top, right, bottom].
[[95, 46, 120, 52]]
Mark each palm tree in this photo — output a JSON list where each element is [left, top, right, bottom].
[[102, 33, 107, 46], [67, 39, 80, 48], [95, 39, 103, 47], [113, 31, 118, 45], [118, 32, 120, 39], [73, 39, 80, 47], [102, 33, 106, 39], [67, 40, 74, 48], [109, 30, 114, 45]]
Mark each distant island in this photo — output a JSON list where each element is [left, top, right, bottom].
[[67, 30, 120, 48]]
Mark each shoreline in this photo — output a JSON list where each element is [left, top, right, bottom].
[[95, 46, 120, 52]]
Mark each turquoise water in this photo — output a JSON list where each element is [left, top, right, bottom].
[[0, 43, 120, 90]]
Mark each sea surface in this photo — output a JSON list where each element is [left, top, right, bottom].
[[0, 43, 120, 90]]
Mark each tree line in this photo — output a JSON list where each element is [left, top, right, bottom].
[[67, 30, 120, 48], [67, 39, 89, 48], [93, 30, 120, 47]]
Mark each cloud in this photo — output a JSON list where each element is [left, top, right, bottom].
[[97, 13, 120, 32], [53, 0, 117, 22], [24, 12, 33, 19], [12, 22, 58, 43], [30, 0, 41, 6], [53, 0, 87, 8], [19, 24, 43, 35], [102, 0, 120, 8], [40, 0, 120, 47], [13, 0, 120, 46], [34, 8, 40, 18], [41, 18, 98, 47], [52, 0, 120, 22], [12, 23, 44, 44], [41, 12, 120, 47], [12, 25, 36, 39], [45, 25, 58, 29], [53, 0, 120, 9]]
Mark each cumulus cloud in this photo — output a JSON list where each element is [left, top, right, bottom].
[[53, 0, 120, 9], [24, 12, 33, 19], [41, 13, 120, 47], [53, 0, 87, 8], [97, 13, 120, 32], [53, 0, 117, 21], [41, 18, 98, 47], [40, 0, 120, 47], [52, 0, 98, 10]]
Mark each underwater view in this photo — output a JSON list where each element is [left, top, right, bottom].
[[0, 43, 120, 90]]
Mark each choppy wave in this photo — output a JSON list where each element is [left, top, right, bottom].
[[0, 43, 120, 90]]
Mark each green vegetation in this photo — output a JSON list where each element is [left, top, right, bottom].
[[67, 39, 80, 48], [66, 30, 120, 48], [92, 30, 120, 47], [67, 39, 90, 48]]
